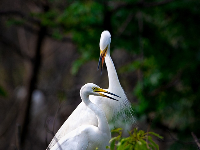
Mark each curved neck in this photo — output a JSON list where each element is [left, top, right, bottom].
[[81, 94, 110, 134], [105, 54, 122, 90]]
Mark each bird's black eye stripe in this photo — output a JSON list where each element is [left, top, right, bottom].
[[95, 90, 121, 98], [94, 90, 101, 92], [98, 56, 102, 70], [104, 91, 121, 98], [105, 95, 118, 101]]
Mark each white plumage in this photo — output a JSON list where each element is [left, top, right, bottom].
[[48, 31, 134, 149], [50, 83, 119, 150]]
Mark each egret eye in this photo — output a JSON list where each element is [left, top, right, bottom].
[[92, 87, 97, 91]]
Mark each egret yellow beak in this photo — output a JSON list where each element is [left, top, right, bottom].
[[98, 45, 108, 73], [93, 87, 120, 101]]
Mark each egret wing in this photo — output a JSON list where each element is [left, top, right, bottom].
[[50, 127, 89, 150], [48, 102, 97, 149]]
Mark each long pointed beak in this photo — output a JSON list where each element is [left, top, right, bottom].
[[94, 88, 120, 101], [98, 45, 108, 74]]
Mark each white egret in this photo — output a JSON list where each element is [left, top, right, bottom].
[[49, 83, 120, 150], [98, 31, 134, 128], [47, 31, 134, 149]]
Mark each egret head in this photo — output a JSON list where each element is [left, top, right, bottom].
[[81, 83, 119, 101], [98, 31, 111, 73]]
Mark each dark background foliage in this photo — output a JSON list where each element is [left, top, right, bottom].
[[0, 0, 199, 149]]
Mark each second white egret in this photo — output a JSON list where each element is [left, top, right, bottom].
[[49, 83, 120, 150]]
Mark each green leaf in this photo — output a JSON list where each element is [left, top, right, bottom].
[[148, 132, 163, 139], [135, 139, 148, 150], [109, 139, 116, 150], [111, 128, 123, 134], [108, 128, 163, 150], [148, 136, 159, 150]]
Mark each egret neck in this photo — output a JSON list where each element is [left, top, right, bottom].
[[105, 52, 122, 92], [80, 90, 110, 135]]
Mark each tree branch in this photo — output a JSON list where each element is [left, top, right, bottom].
[[0, 10, 73, 43], [111, 0, 175, 12], [0, 10, 40, 24], [143, 0, 175, 7], [191, 132, 200, 150], [0, 34, 32, 61], [18, 23, 73, 43], [117, 13, 134, 36]]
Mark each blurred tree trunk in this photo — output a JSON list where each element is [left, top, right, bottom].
[[12, 3, 49, 150]]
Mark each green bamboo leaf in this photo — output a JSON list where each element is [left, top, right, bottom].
[[109, 138, 116, 150], [109, 137, 117, 143], [135, 139, 149, 150], [148, 136, 159, 150], [111, 128, 123, 134], [149, 144, 156, 150], [148, 132, 163, 139]]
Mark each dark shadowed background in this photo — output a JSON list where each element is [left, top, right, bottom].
[[0, 0, 200, 149]]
